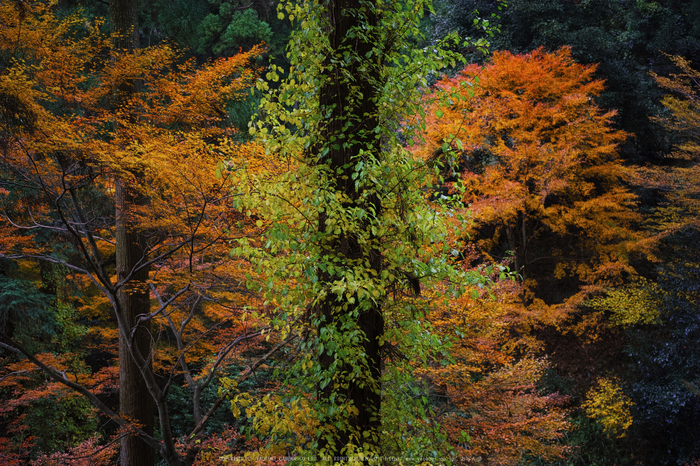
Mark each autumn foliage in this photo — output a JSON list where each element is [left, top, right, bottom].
[[425, 278, 571, 464], [418, 47, 638, 292], [639, 56, 700, 239], [651, 55, 700, 160], [0, 1, 273, 463], [1, 0, 699, 464], [412, 47, 663, 463]]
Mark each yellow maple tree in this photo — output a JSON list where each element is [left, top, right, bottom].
[[651, 54, 700, 160], [0, 2, 275, 463]]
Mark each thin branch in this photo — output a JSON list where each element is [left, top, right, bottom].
[[199, 329, 266, 390], [683, 380, 700, 398], [0, 332, 161, 451], [0, 369, 29, 383], [188, 332, 298, 440], [137, 283, 191, 329], [65, 186, 113, 289]]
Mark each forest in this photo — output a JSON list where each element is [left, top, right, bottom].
[[0, 0, 699, 465]]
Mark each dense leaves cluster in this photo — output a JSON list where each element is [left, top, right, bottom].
[[427, 0, 700, 160], [417, 47, 637, 288], [0, 0, 699, 465]]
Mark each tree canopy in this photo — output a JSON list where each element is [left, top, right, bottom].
[[0, 0, 699, 465]]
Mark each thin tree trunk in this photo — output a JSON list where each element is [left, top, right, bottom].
[[506, 224, 521, 273], [109, 1, 156, 465], [116, 181, 156, 466]]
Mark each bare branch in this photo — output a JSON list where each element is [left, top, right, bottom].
[[188, 332, 298, 440], [0, 332, 162, 451]]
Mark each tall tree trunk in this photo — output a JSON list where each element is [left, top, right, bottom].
[[109, 1, 156, 465], [316, 0, 384, 460], [116, 182, 156, 466]]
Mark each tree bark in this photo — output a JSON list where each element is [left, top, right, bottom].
[[109, 1, 156, 465], [116, 181, 156, 466], [316, 0, 384, 460]]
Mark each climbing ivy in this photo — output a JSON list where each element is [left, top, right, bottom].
[[232, 0, 497, 463]]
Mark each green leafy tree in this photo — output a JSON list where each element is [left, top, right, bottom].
[[237, 0, 491, 462], [197, 0, 273, 56], [150, 0, 211, 50], [0, 269, 54, 354]]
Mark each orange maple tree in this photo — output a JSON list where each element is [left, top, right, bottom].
[[0, 2, 276, 464], [417, 47, 638, 292], [421, 263, 571, 464], [411, 47, 656, 463], [633, 56, 700, 241]]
